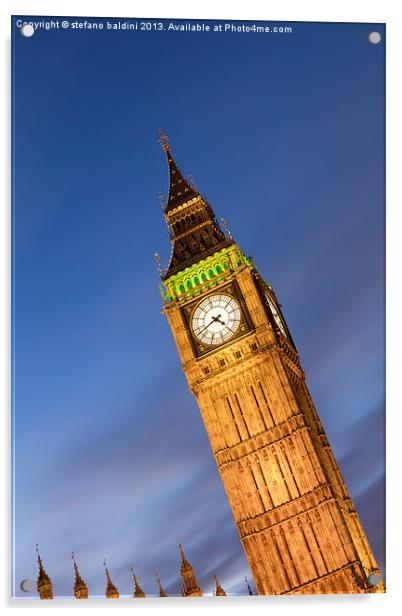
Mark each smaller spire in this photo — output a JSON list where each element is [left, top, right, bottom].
[[35, 545, 53, 600], [131, 566, 146, 598], [103, 559, 119, 599], [36, 544, 45, 576], [71, 552, 88, 599], [245, 576, 253, 595], [214, 575, 227, 596], [158, 128, 170, 152], [177, 540, 202, 596], [156, 572, 168, 597], [178, 542, 191, 571]]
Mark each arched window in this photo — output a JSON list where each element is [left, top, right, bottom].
[[186, 280, 193, 290], [194, 277, 199, 286], [201, 273, 207, 282], [179, 284, 185, 294], [208, 268, 214, 279], [216, 265, 222, 275], [223, 260, 229, 270]]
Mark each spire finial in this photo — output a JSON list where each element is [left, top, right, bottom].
[[103, 559, 119, 599], [158, 128, 170, 152], [156, 572, 168, 597], [178, 541, 189, 566], [189, 173, 197, 190], [35, 545, 53, 599], [71, 552, 88, 599], [131, 565, 146, 598], [154, 252, 163, 276], [158, 191, 166, 210], [72, 551, 77, 573], [221, 217, 233, 240], [35, 544, 44, 572]]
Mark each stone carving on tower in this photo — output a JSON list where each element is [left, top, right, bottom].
[[157, 135, 385, 595]]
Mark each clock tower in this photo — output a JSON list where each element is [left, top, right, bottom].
[[157, 133, 384, 595]]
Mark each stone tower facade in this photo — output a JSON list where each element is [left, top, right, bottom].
[[157, 134, 384, 595]]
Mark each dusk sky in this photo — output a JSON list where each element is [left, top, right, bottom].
[[12, 16, 385, 597]]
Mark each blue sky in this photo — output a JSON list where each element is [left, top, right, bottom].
[[12, 16, 385, 597]]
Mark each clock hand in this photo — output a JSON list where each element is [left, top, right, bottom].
[[197, 318, 217, 335], [196, 314, 223, 335]]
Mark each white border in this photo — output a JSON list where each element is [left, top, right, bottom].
[[2, 1, 401, 614]]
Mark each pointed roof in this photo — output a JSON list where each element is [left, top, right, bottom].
[[35, 545, 52, 585], [214, 575, 227, 596], [178, 542, 192, 573], [158, 129, 200, 212], [131, 566, 146, 597], [71, 552, 88, 598], [103, 559, 119, 598], [156, 572, 168, 597], [35, 545, 53, 599], [158, 132, 233, 280]]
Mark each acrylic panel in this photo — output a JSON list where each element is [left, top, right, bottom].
[[12, 14, 386, 599]]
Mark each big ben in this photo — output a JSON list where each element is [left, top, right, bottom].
[[157, 131, 384, 595]]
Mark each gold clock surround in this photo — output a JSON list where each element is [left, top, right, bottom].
[[182, 282, 254, 357]]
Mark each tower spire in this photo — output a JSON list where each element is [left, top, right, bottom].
[[214, 575, 227, 596], [159, 131, 200, 213], [35, 545, 53, 600], [71, 552, 88, 599], [103, 559, 119, 599], [157, 133, 231, 280], [158, 128, 170, 152], [131, 566, 146, 597], [178, 542, 191, 570], [156, 572, 168, 597], [177, 541, 202, 596]]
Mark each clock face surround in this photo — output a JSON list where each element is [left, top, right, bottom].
[[191, 294, 241, 346]]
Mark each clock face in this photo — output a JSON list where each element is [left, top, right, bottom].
[[192, 294, 241, 346], [265, 292, 287, 337]]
